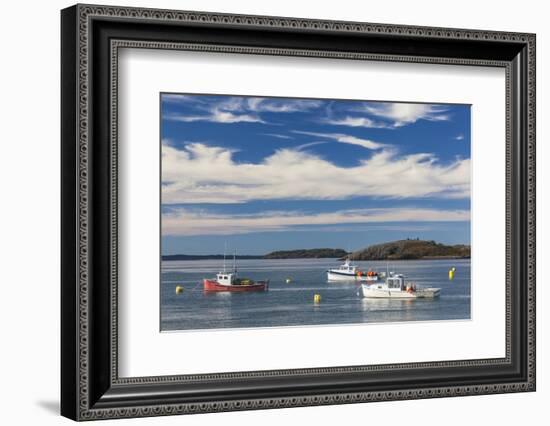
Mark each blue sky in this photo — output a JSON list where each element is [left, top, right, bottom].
[[160, 93, 471, 255]]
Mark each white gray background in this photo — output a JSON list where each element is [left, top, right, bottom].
[[0, 0, 546, 424]]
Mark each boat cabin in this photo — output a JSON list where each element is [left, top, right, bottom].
[[386, 274, 405, 290], [216, 272, 235, 286], [337, 259, 357, 273]]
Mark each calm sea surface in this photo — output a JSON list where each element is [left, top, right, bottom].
[[160, 258, 471, 331]]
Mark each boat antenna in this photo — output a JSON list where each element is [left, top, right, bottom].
[[233, 249, 237, 274], [223, 242, 227, 273]]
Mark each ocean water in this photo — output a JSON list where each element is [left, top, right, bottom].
[[160, 258, 471, 331]]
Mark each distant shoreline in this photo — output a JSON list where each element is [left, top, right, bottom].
[[162, 241, 470, 261], [162, 254, 264, 261], [162, 248, 347, 261], [162, 256, 470, 261]]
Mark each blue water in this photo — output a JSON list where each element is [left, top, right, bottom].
[[160, 258, 471, 331]]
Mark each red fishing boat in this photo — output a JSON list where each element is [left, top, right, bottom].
[[203, 251, 269, 292]]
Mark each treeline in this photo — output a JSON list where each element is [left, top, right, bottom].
[[162, 240, 470, 261], [263, 248, 348, 259], [162, 248, 347, 260], [348, 239, 470, 260]]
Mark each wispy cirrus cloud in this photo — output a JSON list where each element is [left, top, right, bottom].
[[161, 94, 202, 104], [246, 98, 322, 113], [361, 103, 450, 127], [162, 94, 323, 125], [294, 141, 329, 151], [162, 207, 470, 236], [324, 102, 451, 129], [292, 130, 387, 150], [162, 94, 452, 129], [263, 133, 294, 140], [323, 116, 392, 129], [165, 110, 265, 124], [161, 142, 470, 204]]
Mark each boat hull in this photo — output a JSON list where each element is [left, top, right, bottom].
[[361, 285, 440, 299], [203, 279, 268, 292], [327, 271, 379, 282]]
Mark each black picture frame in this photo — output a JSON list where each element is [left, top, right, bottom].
[[61, 4, 536, 421]]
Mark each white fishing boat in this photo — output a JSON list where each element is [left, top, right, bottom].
[[327, 259, 380, 282], [361, 273, 440, 299]]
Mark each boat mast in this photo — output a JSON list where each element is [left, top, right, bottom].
[[223, 242, 227, 273], [233, 249, 237, 273]]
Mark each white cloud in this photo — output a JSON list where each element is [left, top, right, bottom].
[[362, 103, 450, 127], [321, 102, 450, 129], [165, 109, 265, 124], [263, 133, 294, 140], [246, 98, 322, 113], [454, 134, 465, 141], [293, 131, 386, 150], [323, 116, 391, 129], [162, 207, 469, 236], [162, 94, 185, 102], [161, 94, 197, 103], [162, 96, 323, 124], [161, 142, 470, 204], [295, 141, 329, 150]]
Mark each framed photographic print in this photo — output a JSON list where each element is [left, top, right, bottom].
[[159, 92, 472, 332], [61, 4, 536, 421]]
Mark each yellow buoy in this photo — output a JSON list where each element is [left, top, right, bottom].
[[175, 285, 184, 294], [285, 278, 291, 284], [313, 294, 321, 304], [448, 269, 455, 280]]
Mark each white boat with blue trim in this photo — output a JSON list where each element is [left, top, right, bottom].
[[361, 273, 440, 299], [327, 259, 381, 282]]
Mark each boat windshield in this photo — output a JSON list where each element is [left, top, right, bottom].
[[217, 273, 234, 284], [339, 264, 355, 272], [387, 277, 402, 289]]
